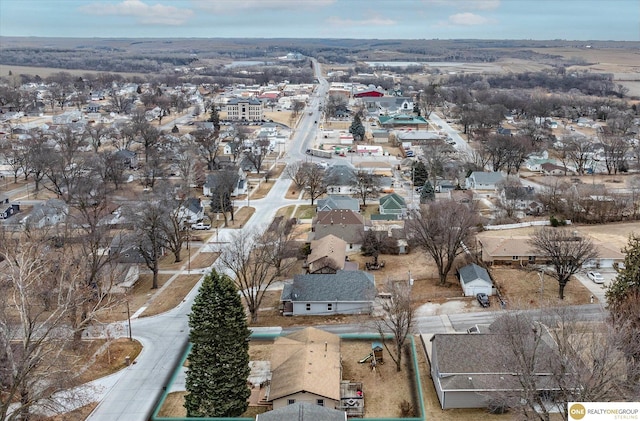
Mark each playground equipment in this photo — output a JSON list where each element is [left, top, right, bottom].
[[358, 342, 384, 364]]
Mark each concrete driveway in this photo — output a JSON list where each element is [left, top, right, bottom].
[[574, 269, 616, 303]]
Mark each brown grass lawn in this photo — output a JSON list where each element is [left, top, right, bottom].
[[293, 205, 316, 219], [249, 180, 274, 200], [45, 403, 99, 421], [141, 274, 202, 317], [491, 268, 596, 309], [275, 205, 295, 219], [157, 391, 268, 418], [228, 206, 255, 229], [264, 110, 293, 127], [341, 341, 417, 418], [159, 250, 218, 271], [285, 184, 302, 199], [79, 338, 143, 383], [95, 273, 172, 323]]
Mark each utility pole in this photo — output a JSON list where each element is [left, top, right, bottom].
[[126, 300, 132, 341]]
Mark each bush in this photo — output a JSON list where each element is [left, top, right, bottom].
[[549, 215, 566, 227]]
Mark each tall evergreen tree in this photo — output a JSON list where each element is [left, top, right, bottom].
[[420, 180, 435, 203], [208, 105, 221, 132], [185, 270, 251, 417], [412, 161, 429, 187], [349, 113, 365, 142]]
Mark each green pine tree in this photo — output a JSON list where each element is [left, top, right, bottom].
[[420, 180, 435, 203], [606, 234, 640, 312], [349, 113, 365, 142], [184, 270, 251, 417], [412, 161, 429, 187], [208, 106, 221, 132]]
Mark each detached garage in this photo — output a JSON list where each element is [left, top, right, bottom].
[[458, 263, 493, 296]]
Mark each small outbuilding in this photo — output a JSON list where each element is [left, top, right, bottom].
[[457, 263, 493, 297]]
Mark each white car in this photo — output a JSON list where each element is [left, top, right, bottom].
[[587, 271, 605, 284]]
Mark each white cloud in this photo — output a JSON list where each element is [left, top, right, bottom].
[[196, 0, 336, 13], [447, 12, 492, 26], [425, 0, 500, 10], [326, 15, 396, 27], [80, 0, 193, 25]]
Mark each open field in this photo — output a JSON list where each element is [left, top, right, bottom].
[[478, 220, 640, 251], [0, 64, 148, 79]]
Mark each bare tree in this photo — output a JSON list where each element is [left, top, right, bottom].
[[84, 123, 113, 153], [407, 200, 478, 285], [565, 135, 594, 175], [24, 129, 52, 192], [350, 169, 381, 207], [125, 196, 167, 289], [528, 228, 598, 299], [0, 237, 88, 421], [375, 280, 414, 372], [489, 311, 639, 420], [192, 128, 221, 171], [284, 161, 306, 188], [209, 168, 239, 224], [217, 228, 289, 322], [360, 229, 396, 266], [301, 163, 327, 205], [245, 139, 270, 174], [416, 83, 443, 119]]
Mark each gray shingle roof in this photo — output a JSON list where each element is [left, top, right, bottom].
[[257, 401, 346, 421], [282, 270, 376, 302], [458, 263, 492, 286]]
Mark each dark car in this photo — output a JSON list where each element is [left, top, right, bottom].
[[476, 293, 490, 308]]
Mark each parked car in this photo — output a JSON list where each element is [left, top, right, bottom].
[[191, 222, 211, 230], [587, 271, 605, 284], [476, 293, 490, 307]]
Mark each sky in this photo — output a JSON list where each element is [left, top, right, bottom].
[[0, 0, 638, 41]]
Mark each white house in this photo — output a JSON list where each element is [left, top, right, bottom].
[[465, 171, 505, 191]]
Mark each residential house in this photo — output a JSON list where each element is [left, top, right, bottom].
[[24, 199, 67, 229], [280, 270, 376, 316], [306, 234, 351, 274], [378, 193, 407, 218], [478, 234, 624, 269], [178, 197, 204, 224], [267, 328, 342, 409], [540, 162, 567, 176], [317, 195, 360, 213], [324, 165, 356, 195], [465, 171, 505, 191], [428, 327, 563, 409], [113, 149, 138, 169], [203, 168, 247, 197], [477, 236, 538, 266], [226, 98, 263, 121], [499, 186, 541, 215], [360, 96, 413, 115], [256, 403, 346, 421], [367, 220, 408, 254], [371, 129, 390, 144], [223, 141, 240, 156], [311, 209, 365, 249], [457, 263, 493, 297]]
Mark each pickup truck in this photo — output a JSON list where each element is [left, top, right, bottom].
[[191, 222, 211, 230]]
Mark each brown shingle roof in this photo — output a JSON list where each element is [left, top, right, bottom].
[[308, 234, 346, 272], [269, 328, 341, 402], [314, 209, 364, 226], [478, 236, 536, 260]]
